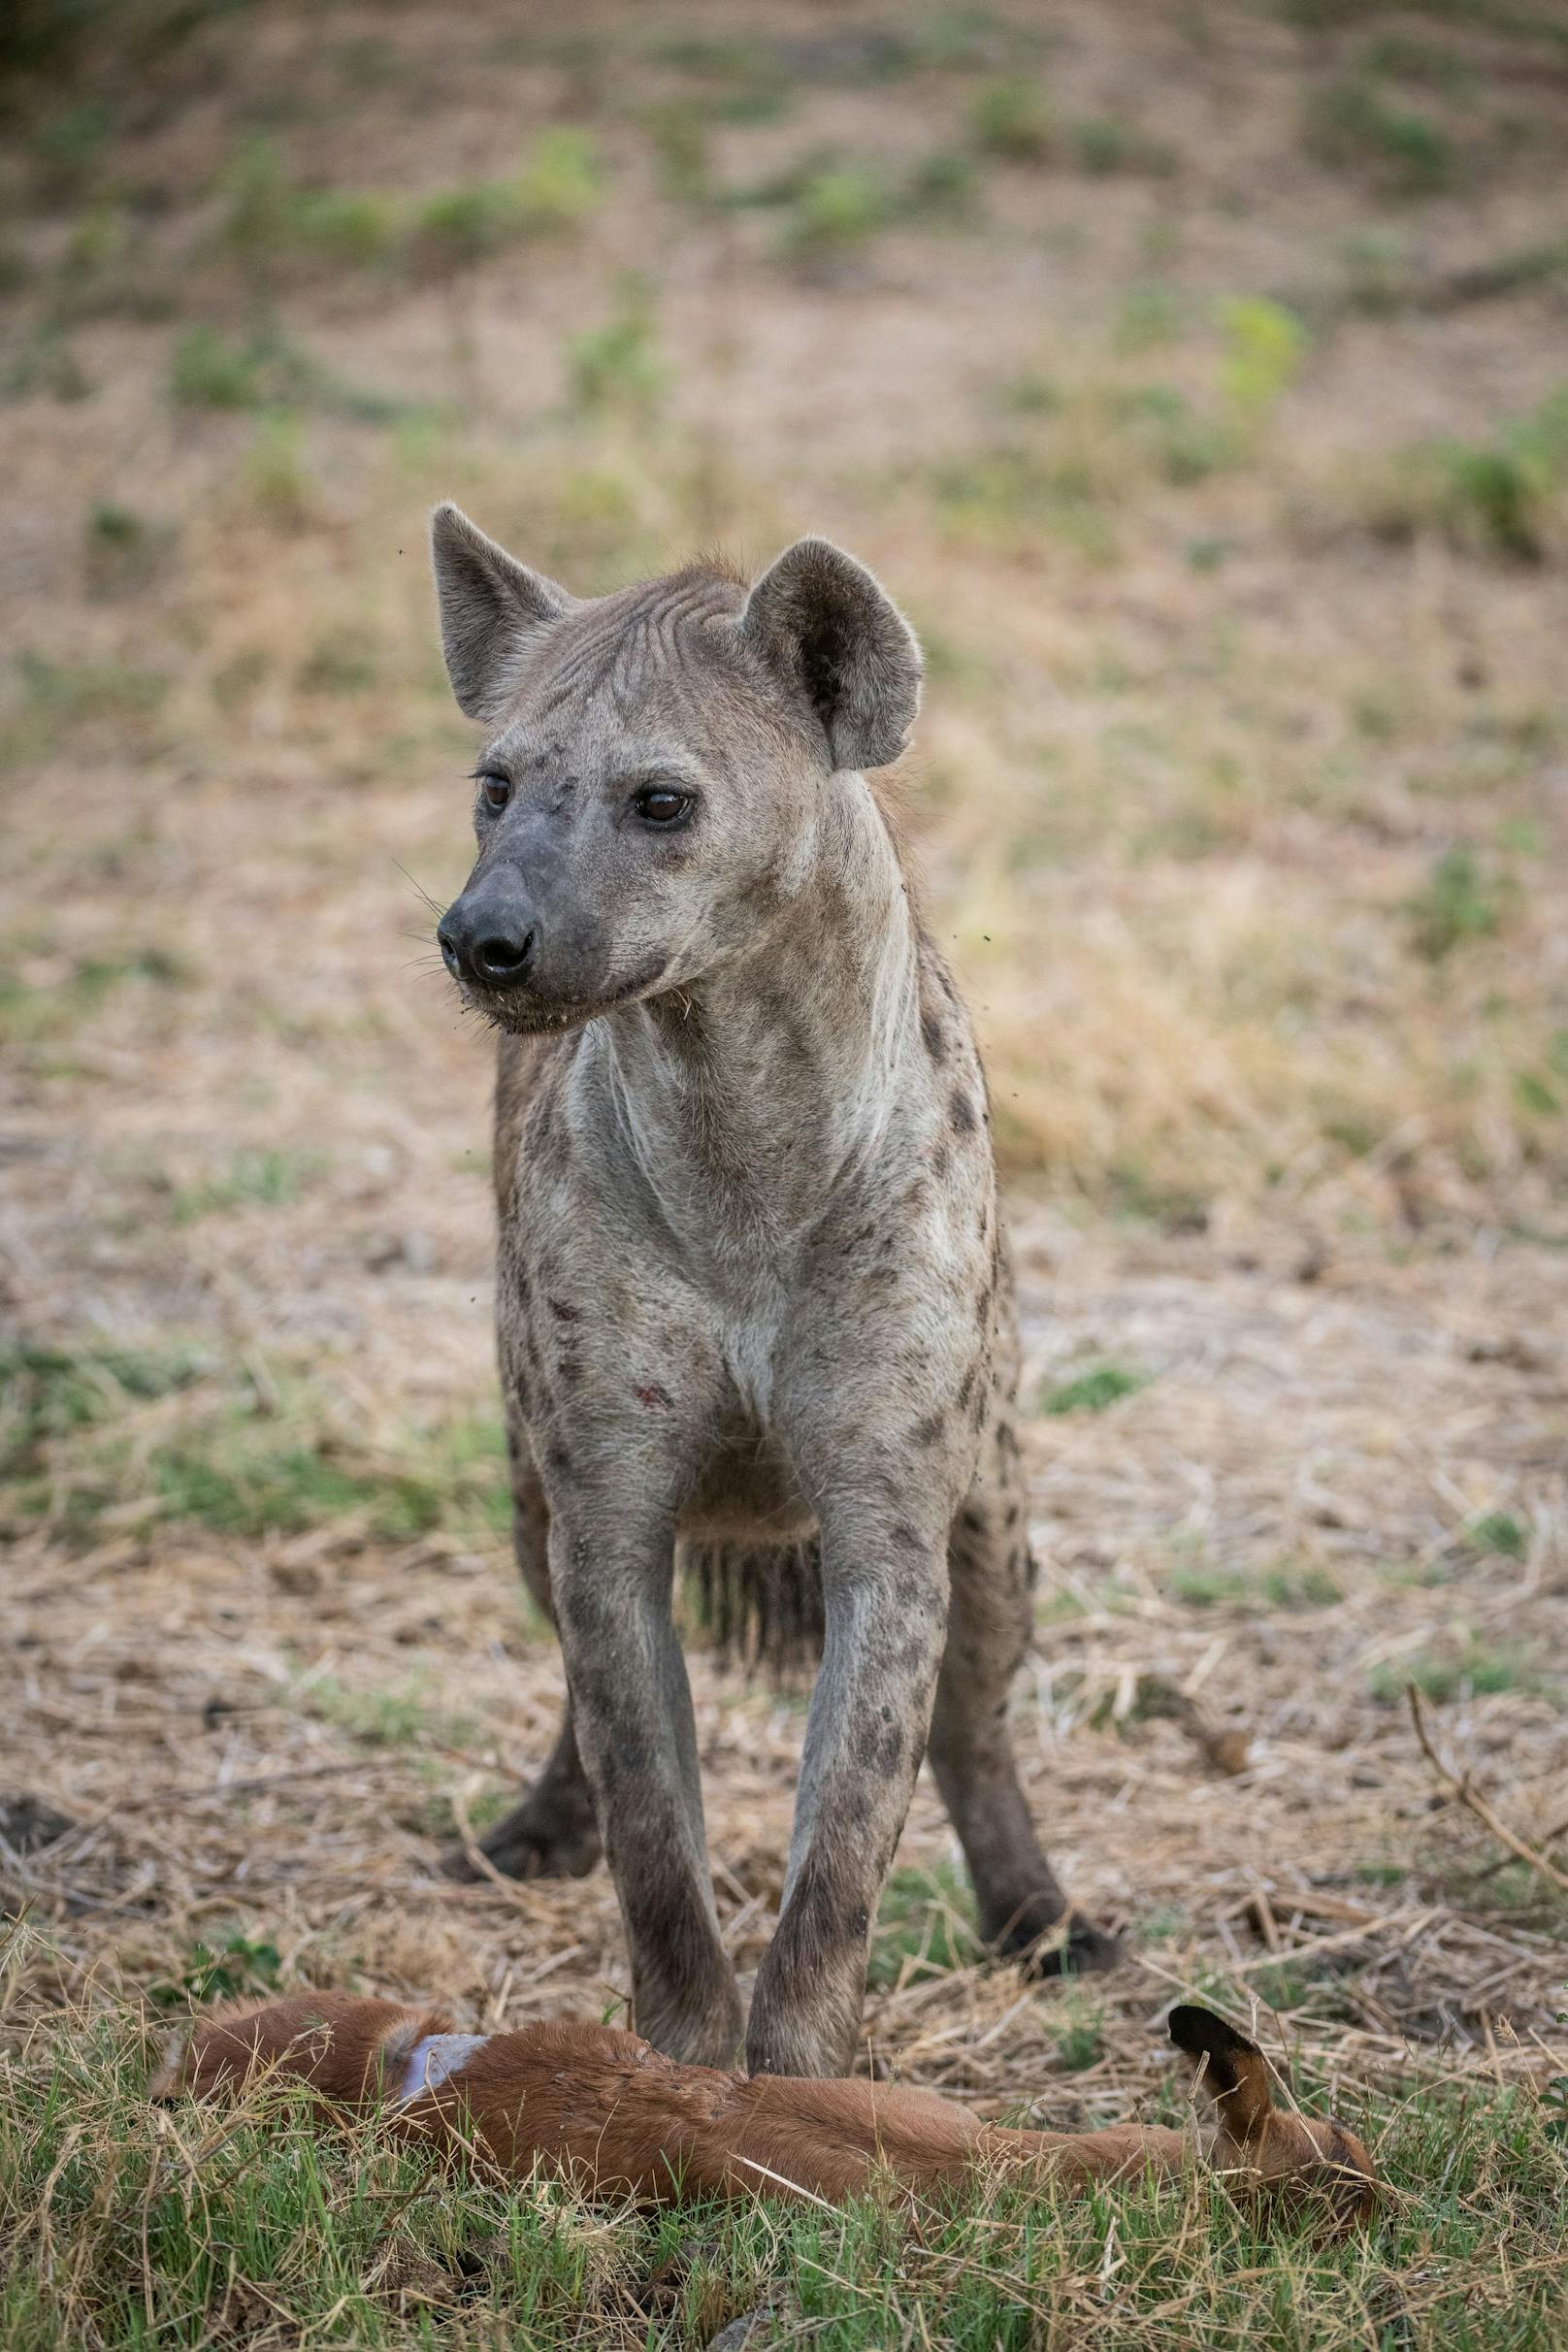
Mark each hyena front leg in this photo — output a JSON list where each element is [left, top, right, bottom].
[[745, 1499, 952, 2078], [443, 1429, 601, 1882], [928, 1404, 1121, 1976], [550, 1497, 743, 2069]]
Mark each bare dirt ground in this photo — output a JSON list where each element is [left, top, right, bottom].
[[3, 1, 1568, 2340]]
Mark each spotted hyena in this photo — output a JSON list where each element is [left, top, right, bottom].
[[430, 505, 1118, 2079]]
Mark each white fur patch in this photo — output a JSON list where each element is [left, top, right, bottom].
[[394, 2033, 488, 2103]]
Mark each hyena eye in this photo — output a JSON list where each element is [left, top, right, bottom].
[[479, 773, 511, 812], [633, 786, 691, 826]]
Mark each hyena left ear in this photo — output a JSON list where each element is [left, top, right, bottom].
[[735, 537, 922, 772], [1167, 2005, 1275, 2141]]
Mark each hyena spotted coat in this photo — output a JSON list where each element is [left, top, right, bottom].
[[430, 505, 1118, 2079]]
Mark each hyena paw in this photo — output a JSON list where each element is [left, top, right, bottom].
[[441, 1795, 602, 1883], [994, 1903, 1124, 1979]]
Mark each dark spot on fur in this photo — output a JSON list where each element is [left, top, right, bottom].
[[911, 1410, 946, 1448], [957, 1367, 976, 1411], [1004, 1501, 1021, 1529], [545, 1442, 574, 1480], [921, 1009, 946, 1062], [634, 1382, 672, 1409], [856, 1719, 905, 1774], [549, 1299, 580, 1323], [950, 1090, 976, 1134], [931, 1143, 951, 1183]]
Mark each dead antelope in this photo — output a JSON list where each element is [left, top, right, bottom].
[[151, 1992, 1377, 2233]]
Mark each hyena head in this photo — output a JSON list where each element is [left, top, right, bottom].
[[429, 503, 922, 1033]]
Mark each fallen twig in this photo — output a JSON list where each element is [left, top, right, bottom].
[[1407, 1684, 1568, 1897]]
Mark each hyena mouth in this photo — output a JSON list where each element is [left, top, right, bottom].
[[461, 959, 671, 1035]]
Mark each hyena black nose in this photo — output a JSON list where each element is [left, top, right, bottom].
[[439, 886, 538, 990]]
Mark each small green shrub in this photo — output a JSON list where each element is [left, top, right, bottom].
[[1039, 1363, 1149, 1415], [1369, 1644, 1537, 1705], [147, 1932, 283, 2009], [1217, 296, 1308, 417], [170, 323, 266, 408], [645, 101, 712, 203], [1404, 847, 1514, 961], [903, 147, 979, 224], [970, 76, 1054, 161], [408, 129, 602, 272], [1069, 115, 1177, 177], [781, 166, 887, 260], [1305, 79, 1458, 194], [167, 1148, 326, 1224], [1470, 1510, 1528, 1559], [566, 276, 668, 418]]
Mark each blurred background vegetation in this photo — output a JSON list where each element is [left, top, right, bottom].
[[3, 0, 1567, 1546]]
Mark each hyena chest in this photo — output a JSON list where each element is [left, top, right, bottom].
[[681, 1292, 814, 1542]]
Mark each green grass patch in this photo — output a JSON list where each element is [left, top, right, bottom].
[[1068, 114, 1178, 178], [220, 128, 601, 283], [143, 1406, 509, 1546], [1368, 1643, 1543, 1706], [1304, 78, 1460, 194], [169, 323, 417, 424], [0, 1338, 209, 1483], [1364, 388, 1568, 563], [1404, 847, 1517, 961], [1170, 1558, 1344, 1610], [0, 946, 185, 1044], [970, 75, 1054, 162], [3, 1338, 511, 1551], [147, 1931, 283, 2009], [294, 1671, 481, 1754], [166, 1147, 327, 1225], [1039, 1362, 1149, 1416], [565, 275, 669, 419], [3, 2001, 1565, 2350], [1469, 1510, 1529, 1560], [3, 650, 169, 765], [1051, 1999, 1105, 2073], [408, 129, 602, 271], [866, 1862, 983, 1988], [779, 164, 889, 261]]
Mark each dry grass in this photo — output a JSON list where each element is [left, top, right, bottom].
[[3, 1, 1568, 2343]]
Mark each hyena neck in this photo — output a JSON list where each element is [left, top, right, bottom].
[[598, 779, 923, 1250]]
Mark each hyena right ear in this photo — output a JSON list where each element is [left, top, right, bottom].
[[430, 503, 575, 722]]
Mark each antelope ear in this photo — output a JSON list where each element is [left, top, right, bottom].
[[430, 503, 574, 722], [735, 537, 922, 771], [1167, 2005, 1274, 2140]]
